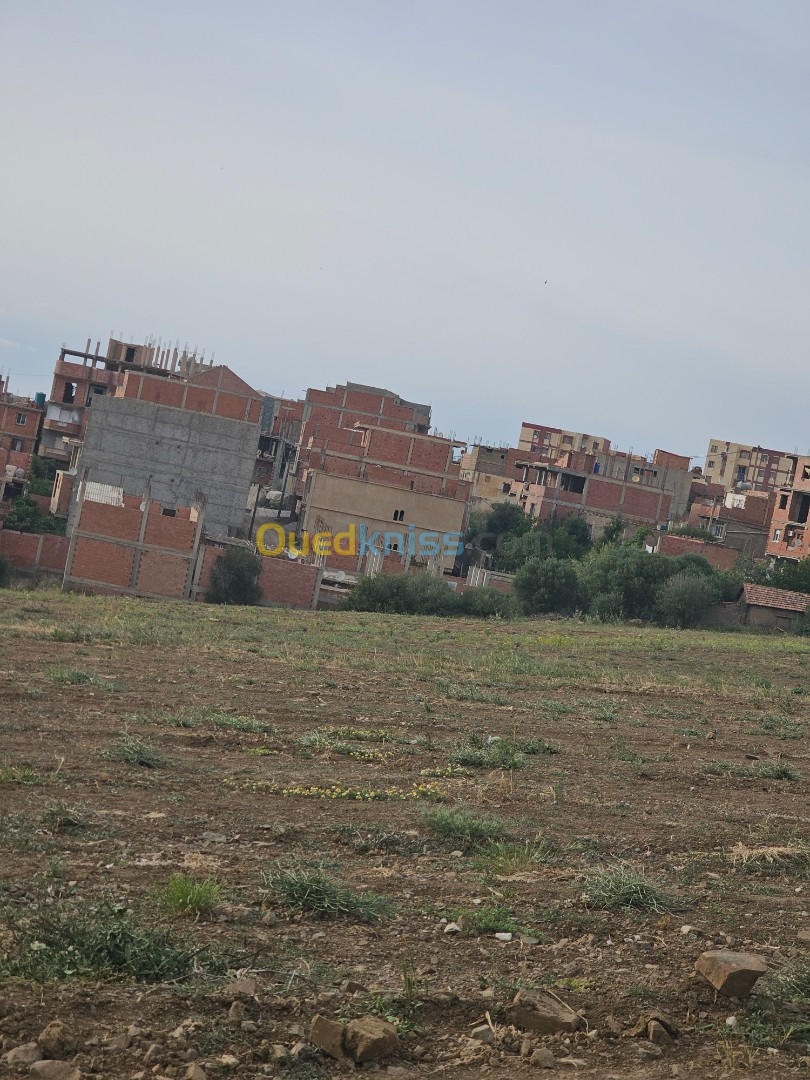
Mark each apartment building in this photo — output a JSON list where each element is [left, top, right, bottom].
[[766, 455, 810, 563], [506, 447, 692, 537], [517, 421, 612, 459], [0, 378, 44, 500], [702, 438, 795, 493]]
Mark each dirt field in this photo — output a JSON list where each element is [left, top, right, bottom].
[[0, 587, 808, 1079]]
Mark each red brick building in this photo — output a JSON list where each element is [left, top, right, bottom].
[[766, 456, 810, 563]]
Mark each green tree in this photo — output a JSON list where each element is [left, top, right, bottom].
[[205, 548, 262, 605], [654, 572, 718, 628], [580, 545, 675, 620], [26, 456, 59, 497], [3, 497, 66, 536], [513, 557, 581, 615]]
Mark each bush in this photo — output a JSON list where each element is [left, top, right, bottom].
[[343, 571, 460, 615], [513, 556, 580, 614], [654, 571, 717, 628], [579, 546, 675, 620], [26, 456, 59, 497], [457, 585, 516, 618], [206, 548, 261, 605], [3, 496, 66, 535], [0, 556, 11, 589], [420, 804, 510, 848]]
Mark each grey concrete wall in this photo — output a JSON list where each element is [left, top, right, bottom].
[[70, 396, 259, 537]]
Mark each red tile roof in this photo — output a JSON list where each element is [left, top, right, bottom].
[[742, 583, 810, 614]]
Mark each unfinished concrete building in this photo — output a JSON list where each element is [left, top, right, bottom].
[[766, 455, 810, 563], [517, 421, 612, 459], [505, 447, 691, 537], [40, 337, 216, 465], [0, 376, 44, 503], [69, 365, 262, 538]]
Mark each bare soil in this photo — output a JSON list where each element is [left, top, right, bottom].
[[0, 588, 808, 1078]]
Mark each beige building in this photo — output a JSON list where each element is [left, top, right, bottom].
[[299, 471, 468, 574], [703, 438, 795, 492], [517, 422, 612, 458]]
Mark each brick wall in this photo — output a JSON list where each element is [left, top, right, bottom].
[[257, 557, 322, 609], [66, 491, 203, 598], [658, 534, 739, 571], [0, 530, 69, 574]]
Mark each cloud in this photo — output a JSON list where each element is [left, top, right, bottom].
[[0, 338, 20, 349]]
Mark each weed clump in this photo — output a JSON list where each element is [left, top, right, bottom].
[[582, 863, 674, 913], [103, 734, 167, 769], [0, 896, 224, 982], [263, 864, 393, 922], [420, 804, 510, 848], [153, 874, 221, 917]]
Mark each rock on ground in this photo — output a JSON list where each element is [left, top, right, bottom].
[[505, 989, 582, 1035], [4, 1042, 42, 1066], [695, 950, 768, 997], [29, 1062, 82, 1080], [309, 1014, 345, 1060], [343, 1015, 398, 1063]]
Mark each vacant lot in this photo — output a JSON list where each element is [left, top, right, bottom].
[[0, 587, 808, 1078]]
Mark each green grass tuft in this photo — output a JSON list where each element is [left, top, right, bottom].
[[582, 863, 674, 913], [263, 864, 394, 922], [153, 874, 221, 917], [420, 804, 510, 848]]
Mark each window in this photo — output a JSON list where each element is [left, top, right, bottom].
[[712, 522, 726, 539], [392, 509, 405, 522], [255, 465, 268, 477], [501, 482, 510, 493], [710, 444, 718, 453], [11, 438, 23, 452], [761, 455, 769, 465], [773, 529, 781, 542], [707, 459, 715, 469], [62, 382, 76, 404], [592, 441, 599, 451], [14, 413, 26, 426], [160, 507, 177, 517], [739, 450, 750, 460], [562, 435, 573, 446], [125, 346, 136, 363], [543, 433, 551, 443], [779, 494, 788, 509], [559, 473, 586, 493]]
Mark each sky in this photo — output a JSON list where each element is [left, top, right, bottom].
[[1, 0, 808, 462]]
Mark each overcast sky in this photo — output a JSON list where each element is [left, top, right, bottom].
[[1, 1, 808, 461]]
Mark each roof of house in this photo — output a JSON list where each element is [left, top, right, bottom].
[[742, 583, 810, 614]]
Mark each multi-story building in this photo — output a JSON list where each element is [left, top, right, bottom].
[[298, 424, 470, 574], [40, 337, 214, 464], [70, 363, 262, 538], [766, 456, 810, 563], [517, 421, 612, 459], [505, 447, 692, 538], [0, 377, 45, 500], [686, 489, 775, 558], [702, 438, 795, 493]]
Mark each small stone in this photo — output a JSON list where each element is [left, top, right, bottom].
[[797, 930, 810, 944], [4, 1042, 42, 1066], [449, 850, 464, 858], [340, 979, 367, 994], [647, 1020, 673, 1047], [37, 1021, 75, 1060], [29, 1064, 82, 1080], [725, 1016, 738, 1029], [443, 922, 462, 934], [309, 1015, 345, 1060], [480, 988, 496, 1002], [495, 932, 513, 942], [695, 950, 768, 997], [185, 1066, 207, 1080], [469, 1025, 494, 1045], [520, 1037, 534, 1056], [529, 1047, 557, 1068], [519, 935, 540, 946], [260, 910, 277, 926], [240, 1021, 258, 1033], [288, 1041, 309, 1060], [143, 1043, 162, 1065], [226, 1001, 245, 1022], [108, 1032, 131, 1050], [221, 978, 257, 1001], [635, 1042, 663, 1059], [343, 1015, 398, 1063], [217, 1053, 239, 1067], [505, 989, 582, 1035]]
